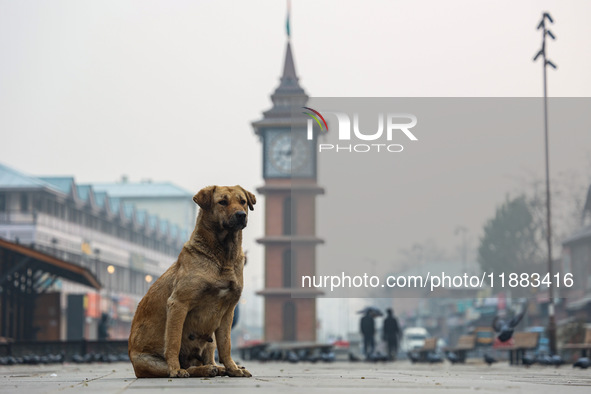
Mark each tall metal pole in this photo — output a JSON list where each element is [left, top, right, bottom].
[[534, 11, 557, 355]]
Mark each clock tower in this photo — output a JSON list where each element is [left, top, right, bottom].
[[252, 37, 324, 342]]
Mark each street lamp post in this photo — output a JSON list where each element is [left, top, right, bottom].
[[93, 248, 100, 278], [533, 11, 557, 355], [107, 265, 115, 318]]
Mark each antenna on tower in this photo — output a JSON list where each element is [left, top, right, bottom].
[[286, 0, 291, 39]]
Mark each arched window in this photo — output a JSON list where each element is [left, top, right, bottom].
[[283, 197, 296, 235], [282, 249, 294, 287], [282, 302, 296, 341]]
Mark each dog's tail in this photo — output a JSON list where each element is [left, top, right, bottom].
[[129, 352, 170, 378]]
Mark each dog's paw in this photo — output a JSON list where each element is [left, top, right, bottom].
[[169, 368, 190, 378], [216, 366, 226, 376], [205, 365, 218, 377], [226, 367, 252, 377]]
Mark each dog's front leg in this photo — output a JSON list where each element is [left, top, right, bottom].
[[215, 308, 252, 377], [164, 297, 189, 377]]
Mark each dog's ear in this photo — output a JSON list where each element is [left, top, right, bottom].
[[237, 186, 256, 211], [193, 186, 217, 210]]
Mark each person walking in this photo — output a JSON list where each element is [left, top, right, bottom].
[[382, 308, 401, 360], [360, 310, 375, 357], [98, 313, 110, 341]]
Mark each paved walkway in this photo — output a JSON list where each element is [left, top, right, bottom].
[[1, 360, 590, 393]]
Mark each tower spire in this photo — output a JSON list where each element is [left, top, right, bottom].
[[280, 41, 298, 87], [252, 0, 307, 125]]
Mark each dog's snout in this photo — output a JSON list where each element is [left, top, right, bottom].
[[235, 211, 247, 221]]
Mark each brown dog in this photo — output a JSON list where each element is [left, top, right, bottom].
[[128, 185, 255, 378]]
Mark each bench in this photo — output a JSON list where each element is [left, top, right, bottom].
[[505, 332, 539, 365], [562, 328, 591, 357], [445, 335, 476, 363], [416, 337, 438, 362]]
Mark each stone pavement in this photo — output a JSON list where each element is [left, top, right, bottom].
[[1, 360, 590, 393]]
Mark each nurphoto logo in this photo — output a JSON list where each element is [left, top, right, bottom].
[[303, 107, 418, 153]]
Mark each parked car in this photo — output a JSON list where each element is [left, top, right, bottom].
[[401, 327, 429, 353]]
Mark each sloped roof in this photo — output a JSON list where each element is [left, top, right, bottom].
[[563, 224, 591, 245], [0, 238, 101, 290], [0, 162, 59, 191], [38, 177, 75, 194], [75, 184, 94, 202], [94, 191, 108, 209], [0, 162, 188, 243], [92, 182, 192, 198]]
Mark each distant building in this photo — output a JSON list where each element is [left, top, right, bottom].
[[0, 162, 187, 340], [561, 184, 591, 319], [252, 35, 324, 341], [92, 179, 196, 237]]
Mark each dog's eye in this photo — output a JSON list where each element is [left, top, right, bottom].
[[218, 200, 228, 206], [240, 200, 247, 205]]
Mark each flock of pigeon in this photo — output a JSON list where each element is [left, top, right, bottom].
[[256, 349, 336, 363], [450, 352, 590, 369], [0, 352, 130, 366]]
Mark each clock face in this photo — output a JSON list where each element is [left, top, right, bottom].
[[270, 133, 307, 173], [264, 129, 315, 178]]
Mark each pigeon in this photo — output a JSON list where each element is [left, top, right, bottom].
[[107, 354, 119, 363], [446, 351, 460, 364], [484, 354, 497, 366], [536, 354, 552, 366], [286, 351, 299, 363], [71, 354, 85, 364], [304, 354, 320, 363], [573, 357, 590, 369], [348, 352, 361, 362], [48, 352, 65, 364], [257, 350, 270, 362], [23, 355, 40, 365], [321, 352, 335, 362], [117, 353, 130, 362], [551, 355, 564, 367], [427, 353, 443, 364], [367, 351, 389, 362], [522, 354, 536, 367], [492, 302, 527, 342], [408, 352, 420, 364]]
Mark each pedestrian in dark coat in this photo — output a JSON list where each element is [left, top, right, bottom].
[[360, 311, 375, 357], [382, 308, 401, 360]]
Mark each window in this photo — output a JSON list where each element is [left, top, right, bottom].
[[282, 302, 296, 341], [283, 197, 296, 235], [0, 193, 6, 212], [282, 249, 293, 288], [33, 196, 41, 212], [20, 193, 29, 213]]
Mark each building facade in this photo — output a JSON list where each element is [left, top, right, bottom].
[[92, 179, 196, 236], [561, 184, 591, 319], [0, 163, 188, 340]]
